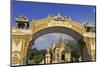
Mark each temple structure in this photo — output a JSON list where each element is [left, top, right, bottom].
[[44, 37, 71, 64]]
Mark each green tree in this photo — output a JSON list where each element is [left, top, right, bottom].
[[66, 40, 77, 49], [29, 48, 46, 64], [65, 40, 81, 62], [33, 54, 44, 64]]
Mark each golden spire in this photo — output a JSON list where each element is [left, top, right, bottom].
[[51, 35, 56, 50], [51, 41, 56, 50], [59, 36, 65, 47]]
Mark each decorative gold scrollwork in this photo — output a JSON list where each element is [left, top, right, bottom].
[[12, 51, 21, 64]]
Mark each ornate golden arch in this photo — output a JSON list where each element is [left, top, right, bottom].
[[12, 15, 95, 66]]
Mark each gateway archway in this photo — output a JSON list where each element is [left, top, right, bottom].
[[12, 15, 95, 65]]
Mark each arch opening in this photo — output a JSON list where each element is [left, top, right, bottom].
[[25, 26, 90, 65]]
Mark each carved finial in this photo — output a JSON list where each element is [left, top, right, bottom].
[[48, 14, 50, 17], [57, 12, 61, 17], [54, 12, 65, 21]]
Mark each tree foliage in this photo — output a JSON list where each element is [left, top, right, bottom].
[[65, 40, 81, 60], [29, 48, 46, 64], [33, 54, 44, 64]]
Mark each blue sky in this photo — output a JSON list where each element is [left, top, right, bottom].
[[11, 1, 96, 26], [11, 1, 96, 50]]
